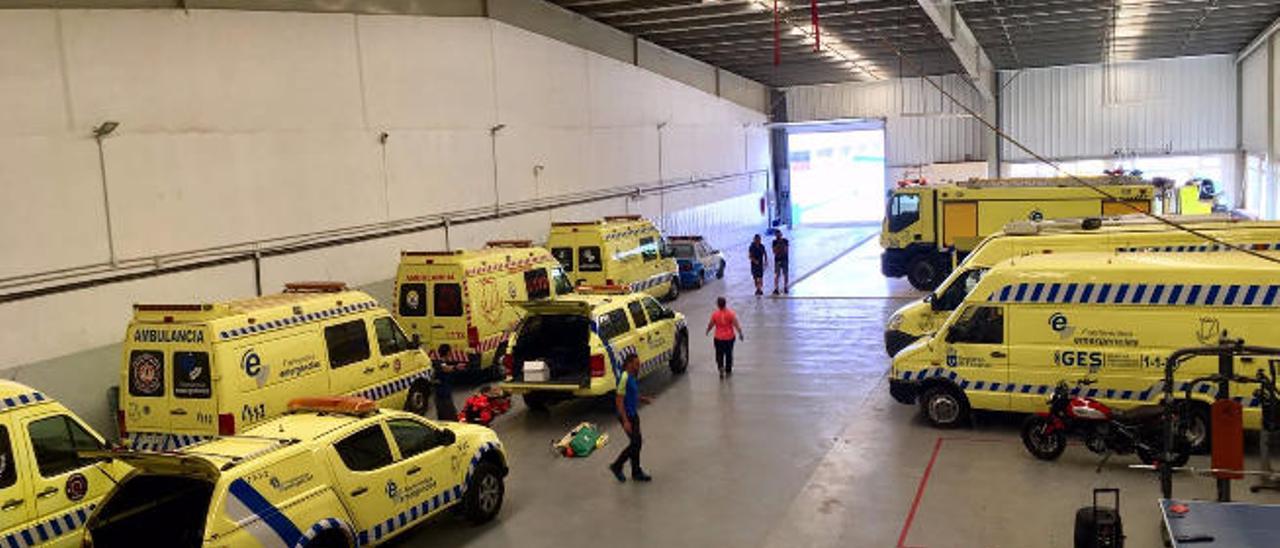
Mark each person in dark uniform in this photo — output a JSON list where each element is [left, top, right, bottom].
[[432, 344, 460, 421], [772, 230, 790, 295], [748, 234, 767, 296], [609, 353, 653, 483]]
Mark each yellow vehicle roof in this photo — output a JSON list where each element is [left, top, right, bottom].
[[996, 216, 1275, 238], [973, 251, 1280, 304], [0, 379, 51, 411], [399, 246, 555, 270], [130, 287, 380, 339], [549, 216, 657, 239]]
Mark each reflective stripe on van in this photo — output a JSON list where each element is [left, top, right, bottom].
[[987, 282, 1280, 306], [351, 370, 432, 402], [629, 273, 673, 293], [0, 391, 45, 412], [901, 367, 1270, 407], [1, 502, 95, 548], [126, 432, 213, 451], [1117, 243, 1280, 252], [218, 301, 378, 341]]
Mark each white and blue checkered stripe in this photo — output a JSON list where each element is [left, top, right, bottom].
[[218, 301, 378, 341], [603, 227, 651, 241], [988, 282, 1280, 307], [1, 502, 95, 548], [901, 367, 1272, 407], [1117, 242, 1280, 253], [126, 432, 212, 451], [0, 391, 45, 412], [355, 443, 499, 546], [629, 272, 673, 293], [351, 370, 432, 402], [292, 518, 353, 548]]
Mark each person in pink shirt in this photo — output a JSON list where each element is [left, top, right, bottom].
[[705, 297, 744, 379]]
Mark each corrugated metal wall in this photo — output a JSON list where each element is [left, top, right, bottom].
[[785, 74, 987, 167], [785, 55, 1238, 168], [1001, 55, 1237, 161], [1241, 46, 1269, 154]]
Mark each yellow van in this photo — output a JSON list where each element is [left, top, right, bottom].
[[547, 216, 680, 301], [119, 282, 433, 451], [885, 218, 1280, 356], [84, 397, 507, 547], [499, 286, 688, 411], [889, 252, 1280, 448], [881, 176, 1154, 289], [0, 380, 130, 548], [394, 241, 572, 375]]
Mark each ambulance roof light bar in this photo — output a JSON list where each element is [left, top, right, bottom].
[[287, 396, 378, 416], [283, 281, 348, 293]]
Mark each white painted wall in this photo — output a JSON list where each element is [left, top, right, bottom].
[[0, 9, 769, 431]]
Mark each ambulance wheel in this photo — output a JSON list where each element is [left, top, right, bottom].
[[665, 279, 680, 301], [302, 530, 351, 548], [920, 384, 968, 428], [906, 257, 942, 291], [404, 381, 432, 416], [670, 333, 689, 375], [694, 271, 705, 289], [522, 393, 550, 413], [463, 462, 505, 524], [716, 261, 725, 279]]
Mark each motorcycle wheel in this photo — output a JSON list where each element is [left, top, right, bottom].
[[1021, 416, 1067, 461]]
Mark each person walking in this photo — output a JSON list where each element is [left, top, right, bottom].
[[706, 297, 744, 379], [609, 353, 652, 483], [748, 234, 768, 296], [771, 230, 791, 295]]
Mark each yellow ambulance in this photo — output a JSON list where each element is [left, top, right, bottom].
[[886, 218, 1280, 355], [499, 286, 688, 411], [546, 215, 680, 301], [889, 251, 1280, 449], [0, 380, 130, 548], [394, 241, 572, 375], [118, 282, 433, 452], [881, 176, 1155, 289], [83, 397, 507, 547]]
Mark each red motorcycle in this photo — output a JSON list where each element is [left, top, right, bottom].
[[1021, 378, 1190, 466]]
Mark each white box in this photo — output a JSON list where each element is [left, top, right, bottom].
[[524, 360, 548, 382]]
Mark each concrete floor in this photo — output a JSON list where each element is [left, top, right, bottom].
[[397, 225, 1280, 548]]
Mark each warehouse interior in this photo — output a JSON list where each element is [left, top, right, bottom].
[[4, 0, 1280, 547]]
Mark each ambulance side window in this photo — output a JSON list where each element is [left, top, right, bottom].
[[640, 237, 658, 262], [27, 415, 103, 477], [627, 301, 648, 329], [388, 419, 448, 459], [325, 320, 372, 369], [373, 317, 411, 356], [524, 268, 552, 300], [551, 248, 574, 272], [398, 283, 428, 317], [334, 425, 394, 472], [0, 426, 15, 489], [597, 309, 631, 341], [641, 297, 669, 322], [579, 247, 603, 272], [434, 284, 463, 317], [946, 305, 1004, 345], [551, 267, 573, 295], [887, 193, 920, 232]]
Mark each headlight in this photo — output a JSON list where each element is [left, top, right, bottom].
[[887, 313, 904, 331]]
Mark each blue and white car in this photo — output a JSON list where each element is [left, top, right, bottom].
[[668, 236, 725, 289]]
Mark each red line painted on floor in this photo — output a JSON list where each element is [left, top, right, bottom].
[[897, 436, 943, 548]]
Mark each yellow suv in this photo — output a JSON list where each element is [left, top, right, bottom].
[[500, 286, 688, 411], [83, 397, 508, 548], [0, 380, 129, 548]]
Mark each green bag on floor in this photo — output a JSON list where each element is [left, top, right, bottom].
[[568, 424, 602, 457]]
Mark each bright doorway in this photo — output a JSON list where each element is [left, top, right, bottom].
[[786, 125, 886, 225]]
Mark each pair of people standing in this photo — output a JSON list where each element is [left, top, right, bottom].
[[748, 231, 790, 296]]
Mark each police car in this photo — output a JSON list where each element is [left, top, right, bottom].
[[83, 397, 508, 547], [667, 236, 725, 289]]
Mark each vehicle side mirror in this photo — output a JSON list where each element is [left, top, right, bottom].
[[930, 295, 943, 311], [439, 429, 457, 446], [408, 334, 422, 350]]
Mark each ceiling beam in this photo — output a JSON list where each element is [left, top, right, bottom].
[[1237, 13, 1280, 62], [915, 0, 995, 100]]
